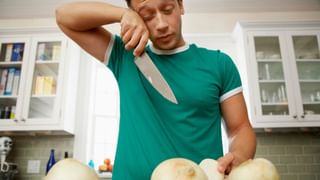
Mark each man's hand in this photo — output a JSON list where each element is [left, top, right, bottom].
[[120, 9, 149, 56], [217, 153, 235, 175], [217, 152, 249, 175]]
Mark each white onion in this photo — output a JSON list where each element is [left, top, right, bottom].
[[199, 159, 224, 180], [151, 158, 208, 180], [228, 158, 280, 180], [43, 158, 99, 180]]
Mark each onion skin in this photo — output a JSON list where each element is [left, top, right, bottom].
[[151, 158, 208, 180], [43, 158, 99, 180], [199, 159, 224, 180], [228, 158, 280, 180]]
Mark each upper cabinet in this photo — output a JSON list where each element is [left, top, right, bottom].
[[233, 21, 320, 128], [0, 28, 80, 134]]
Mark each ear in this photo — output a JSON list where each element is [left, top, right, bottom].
[[178, 0, 185, 15]]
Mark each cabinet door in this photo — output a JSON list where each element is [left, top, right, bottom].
[[0, 37, 30, 127], [287, 31, 320, 120], [248, 32, 297, 124], [21, 35, 67, 125]]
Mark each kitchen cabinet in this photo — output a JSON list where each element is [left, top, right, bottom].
[[0, 28, 80, 134], [233, 21, 320, 128]]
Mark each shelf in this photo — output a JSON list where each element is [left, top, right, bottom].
[[303, 101, 320, 105], [31, 94, 56, 98], [35, 60, 59, 64], [261, 102, 288, 106], [0, 95, 18, 99], [259, 80, 285, 83], [299, 80, 320, 83], [296, 59, 320, 62], [256, 59, 282, 62], [0, 61, 23, 68]]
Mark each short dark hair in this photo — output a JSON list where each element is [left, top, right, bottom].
[[125, 0, 130, 6], [125, 0, 181, 7]]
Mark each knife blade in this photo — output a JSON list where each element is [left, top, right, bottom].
[[134, 52, 178, 104]]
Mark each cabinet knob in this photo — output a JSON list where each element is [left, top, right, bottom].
[[21, 118, 26, 122], [293, 115, 298, 119], [14, 119, 19, 123], [301, 114, 305, 119]]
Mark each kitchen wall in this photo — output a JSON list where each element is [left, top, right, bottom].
[[5, 131, 320, 180], [182, 11, 320, 33], [1, 7, 320, 180], [255, 131, 320, 180], [7, 135, 74, 180]]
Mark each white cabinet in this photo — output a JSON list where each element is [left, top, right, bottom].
[[0, 28, 80, 134], [233, 21, 320, 128]]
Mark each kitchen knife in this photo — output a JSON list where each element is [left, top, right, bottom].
[[134, 52, 178, 104]]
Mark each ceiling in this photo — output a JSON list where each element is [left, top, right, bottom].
[[0, 0, 320, 19]]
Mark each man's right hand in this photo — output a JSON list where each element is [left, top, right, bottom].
[[120, 9, 149, 57]]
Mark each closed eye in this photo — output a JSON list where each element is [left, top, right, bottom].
[[162, 6, 174, 14]]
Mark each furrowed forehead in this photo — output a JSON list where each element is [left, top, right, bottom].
[[131, 0, 176, 11]]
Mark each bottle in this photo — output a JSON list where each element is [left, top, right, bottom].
[[64, 151, 69, 159], [88, 159, 95, 169], [4, 106, 11, 119], [46, 149, 56, 174], [10, 106, 16, 119], [265, 63, 270, 80]]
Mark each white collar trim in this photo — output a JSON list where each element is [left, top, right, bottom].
[[150, 43, 189, 55]]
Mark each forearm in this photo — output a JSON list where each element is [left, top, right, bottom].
[[228, 123, 256, 165], [56, 2, 127, 31]]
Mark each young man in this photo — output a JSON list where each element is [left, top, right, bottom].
[[56, 0, 256, 179]]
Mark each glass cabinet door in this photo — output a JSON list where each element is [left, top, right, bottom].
[[292, 35, 320, 115], [253, 36, 290, 116], [23, 38, 65, 121], [0, 38, 29, 122]]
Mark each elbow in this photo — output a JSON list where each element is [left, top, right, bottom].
[[55, 5, 64, 27], [55, 4, 75, 28]]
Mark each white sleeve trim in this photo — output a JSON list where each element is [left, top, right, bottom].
[[104, 35, 115, 65], [220, 86, 243, 102]]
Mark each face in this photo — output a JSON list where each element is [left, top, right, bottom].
[[130, 0, 185, 50]]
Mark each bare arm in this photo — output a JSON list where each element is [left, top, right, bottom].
[[218, 92, 256, 174], [55, 2, 149, 62]]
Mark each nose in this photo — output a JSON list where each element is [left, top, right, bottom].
[[155, 13, 169, 32]]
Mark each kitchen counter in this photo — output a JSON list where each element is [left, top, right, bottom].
[[98, 172, 112, 180]]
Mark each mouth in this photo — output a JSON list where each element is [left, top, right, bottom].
[[157, 34, 173, 42]]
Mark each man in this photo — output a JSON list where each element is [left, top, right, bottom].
[[56, 0, 256, 179]]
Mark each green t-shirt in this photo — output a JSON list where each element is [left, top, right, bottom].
[[106, 35, 242, 180]]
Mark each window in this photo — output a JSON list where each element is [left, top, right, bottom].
[[90, 61, 119, 168]]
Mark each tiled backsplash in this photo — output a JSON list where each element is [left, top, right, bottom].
[[5, 131, 320, 180], [255, 132, 320, 180], [7, 135, 74, 180]]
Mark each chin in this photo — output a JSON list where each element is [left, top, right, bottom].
[[153, 41, 180, 50]]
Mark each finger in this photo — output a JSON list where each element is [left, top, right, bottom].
[[120, 23, 131, 38], [134, 31, 149, 56], [125, 27, 145, 51], [122, 27, 135, 45], [217, 153, 234, 174]]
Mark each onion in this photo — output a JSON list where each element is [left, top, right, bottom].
[[43, 158, 99, 180], [228, 158, 280, 180], [151, 158, 208, 180], [199, 159, 224, 180]]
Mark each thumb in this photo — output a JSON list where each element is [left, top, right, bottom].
[[217, 152, 234, 174]]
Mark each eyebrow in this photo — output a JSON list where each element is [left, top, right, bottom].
[[137, 0, 175, 12]]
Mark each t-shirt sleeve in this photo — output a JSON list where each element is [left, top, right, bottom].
[[104, 35, 128, 79], [219, 52, 242, 102]]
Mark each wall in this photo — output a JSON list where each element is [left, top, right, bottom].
[[182, 11, 320, 33], [1, 8, 320, 180], [7, 136, 74, 180], [5, 132, 320, 180], [255, 132, 320, 180]]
